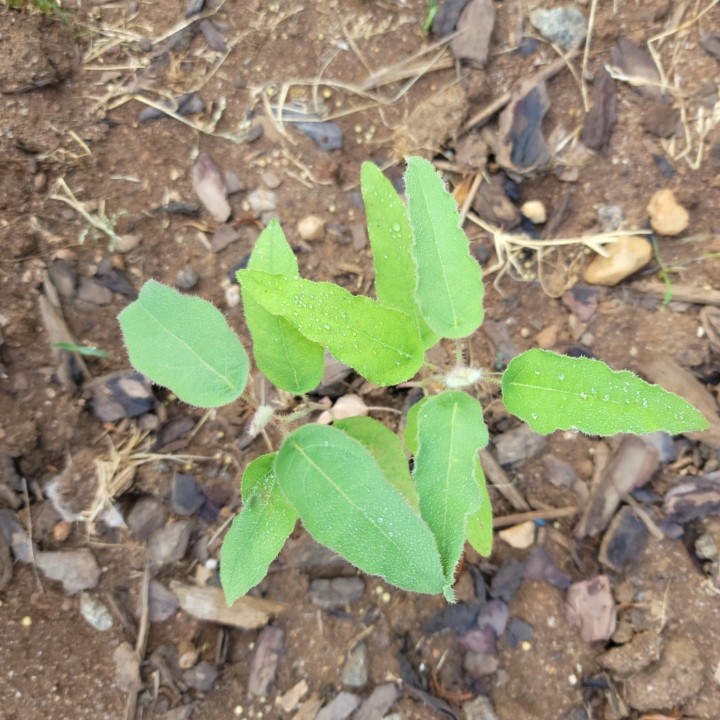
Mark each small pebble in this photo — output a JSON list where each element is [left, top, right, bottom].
[[647, 189, 689, 236], [583, 236, 652, 286], [261, 171, 281, 189], [225, 285, 241, 307], [297, 215, 326, 241], [535, 324, 559, 349], [115, 234, 141, 254], [521, 200, 547, 224], [21, 616, 32, 627], [176, 265, 199, 290], [34, 173, 47, 191], [80, 592, 114, 631], [248, 188, 277, 213], [498, 521, 535, 549], [521, 641, 532, 651], [597, 205, 624, 233], [53, 520, 73, 543], [520, 327, 530, 338]]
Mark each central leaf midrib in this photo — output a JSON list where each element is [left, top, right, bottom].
[[138, 302, 235, 391], [292, 441, 435, 581], [507, 379, 651, 408]]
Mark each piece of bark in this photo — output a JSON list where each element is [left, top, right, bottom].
[[248, 626, 284, 696], [629, 280, 720, 307], [478, 449, 531, 511], [581, 67, 617, 154], [169, 581, 285, 628], [292, 694, 324, 720], [641, 355, 720, 448], [575, 437, 659, 539]]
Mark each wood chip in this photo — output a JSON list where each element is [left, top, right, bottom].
[[169, 581, 285, 628]]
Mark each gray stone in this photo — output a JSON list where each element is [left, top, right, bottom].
[[148, 520, 192, 567], [35, 549, 101, 594], [494, 424, 547, 466], [351, 223, 368, 251], [183, 660, 218, 691], [490, 559, 525, 602], [171, 474, 205, 516], [80, 592, 114, 631], [342, 642, 368, 687], [641, 430, 676, 463], [0, 510, 35, 563], [224, 169, 245, 195], [530, 6, 587, 53], [463, 652, 499, 677], [92, 371, 155, 421], [48, 260, 77, 298], [176, 265, 199, 290], [477, 599, 509, 636], [309, 577, 365, 608], [354, 683, 400, 720], [696, 532, 718, 560], [77, 278, 113, 305], [248, 188, 277, 213], [463, 696, 500, 720], [296, 120, 344, 151], [127, 496, 167, 540], [145, 579, 180, 622], [315, 692, 361, 720], [211, 223, 241, 252], [597, 205, 624, 233], [506, 618, 534, 647]]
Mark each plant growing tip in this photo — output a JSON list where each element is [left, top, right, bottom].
[[117, 158, 707, 605]]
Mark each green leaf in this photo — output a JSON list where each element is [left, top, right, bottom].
[[361, 162, 438, 350], [53, 342, 111, 358], [334, 416, 419, 511], [118, 280, 249, 407], [243, 221, 324, 394], [412, 391, 488, 599], [502, 349, 709, 436], [466, 457, 493, 557], [220, 453, 298, 604], [237, 270, 423, 386], [275, 424, 445, 594], [404, 395, 430, 456], [404, 156, 484, 339]]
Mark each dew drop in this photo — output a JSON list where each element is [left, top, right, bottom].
[[558, 374, 564, 380], [392, 223, 400, 232], [604, 395, 609, 401], [534, 370, 540, 376], [531, 413, 538, 419], [580, 392, 587, 399]]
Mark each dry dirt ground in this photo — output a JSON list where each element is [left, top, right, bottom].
[[1, 0, 720, 719]]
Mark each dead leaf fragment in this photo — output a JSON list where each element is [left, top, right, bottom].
[[450, 0, 495, 68], [610, 38, 663, 101], [581, 67, 617, 154], [494, 79, 550, 178]]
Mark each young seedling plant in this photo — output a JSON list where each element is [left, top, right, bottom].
[[118, 157, 708, 604]]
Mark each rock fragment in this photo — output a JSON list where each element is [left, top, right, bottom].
[[521, 200, 546, 224], [494, 424, 547, 466], [184, 660, 218, 692], [354, 683, 399, 720], [309, 577, 365, 608], [192, 153, 231, 223], [565, 575, 616, 642], [530, 6, 587, 52], [497, 521, 535, 549], [171, 474, 205, 516], [315, 692, 361, 720], [148, 520, 193, 567], [647, 188, 689, 236], [36, 549, 101, 594], [341, 642, 368, 687], [80, 592, 113, 630], [450, 0, 495, 67], [583, 237, 652, 286], [297, 215, 326, 241], [113, 642, 142, 692]]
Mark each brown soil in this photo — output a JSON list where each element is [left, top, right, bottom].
[[1, 1, 720, 719]]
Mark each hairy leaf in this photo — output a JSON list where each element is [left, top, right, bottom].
[[361, 162, 438, 349], [404, 395, 430, 456], [238, 270, 423, 386], [275, 425, 445, 594], [466, 458, 493, 557], [119, 280, 248, 407], [243, 221, 324, 394], [220, 453, 298, 604], [334, 416, 419, 510], [404, 156, 484, 339], [502, 349, 709, 436], [413, 391, 488, 598]]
